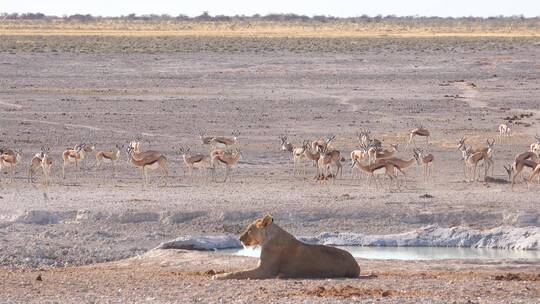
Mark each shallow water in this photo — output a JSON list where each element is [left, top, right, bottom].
[[223, 246, 540, 260]]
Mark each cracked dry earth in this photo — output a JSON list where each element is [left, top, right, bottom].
[[0, 36, 539, 303]]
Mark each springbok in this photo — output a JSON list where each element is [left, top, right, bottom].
[[527, 164, 540, 190], [95, 144, 123, 176], [1, 148, 22, 183], [464, 149, 487, 182], [62, 145, 86, 179], [199, 131, 215, 146], [498, 123, 511, 139], [316, 145, 344, 181], [311, 136, 331, 153], [211, 148, 242, 182], [279, 136, 310, 176], [405, 126, 430, 151], [78, 143, 95, 168], [350, 146, 369, 178], [178, 146, 212, 180], [210, 131, 240, 148], [126, 146, 168, 184], [350, 158, 400, 189], [29, 146, 53, 185], [414, 148, 434, 181], [458, 137, 494, 177], [356, 129, 382, 149], [368, 143, 399, 164], [505, 159, 539, 190]]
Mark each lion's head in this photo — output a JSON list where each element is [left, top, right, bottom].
[[239, 214, 273, 247]]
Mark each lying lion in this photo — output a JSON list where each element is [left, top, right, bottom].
[[213, 214, 360, 280]]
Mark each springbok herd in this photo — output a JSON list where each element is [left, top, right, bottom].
[[1, 122, 540, 189]]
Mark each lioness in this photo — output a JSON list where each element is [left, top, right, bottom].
[[214, 214, 360, 280]]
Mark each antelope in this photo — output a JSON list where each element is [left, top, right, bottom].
[[505, 159, 539, 189], [95, 144, 123, 176], [316, 145, 344, 181], [126, 146, 168, 184], [302, 143, 321, 178], [280, 136, 310, 176], [178, 146, 212, 179], [210, 131, 240, 148], [62, 145, 86, 179], [29, 147, 53, 185], [405, 126, 430, 151], [279, 135, 294, 152], [356, 129, 382, 149], [414, 148, 434, 181], [369, 143, 399, 164], [374, 151, 415, 185], [464, 149, 487, 182], [1, 148, 22, 183], [312, 136, 335, 153], [211, 148, 242, 182], [498, 123, 511, 139], [350, 146, 369, 178], [530, 135, 540, 155], [458, 137, 494, 177], [199, 131, 215, 146], [350, 158, 399, 189], [78, 143, 95, 168], [527, 164, 540, 190]]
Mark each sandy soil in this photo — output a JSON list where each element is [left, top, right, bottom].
[[0, 35, 539, 302], [2, 250, 539, 303]]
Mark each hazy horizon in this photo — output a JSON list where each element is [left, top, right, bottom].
[[2, 0, 540, 18]]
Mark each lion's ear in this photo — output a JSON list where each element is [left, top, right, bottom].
[[261, 214, 273, 227]]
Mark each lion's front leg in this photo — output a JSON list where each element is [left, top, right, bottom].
[[213, 266, 277, 280]]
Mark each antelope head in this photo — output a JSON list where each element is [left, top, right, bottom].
[[486, 138, 495, 148], [458, 137, 466, 150], [232, 130, 240, 138], [326, 135, 336, 145], [535, 134, 540, 144]]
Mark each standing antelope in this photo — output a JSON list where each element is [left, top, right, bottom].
[[350, 146, 369, 178], [498, 123, 511, 139], [210, 131, 240, 148], [506, 159, 539, 190], [279, 136, 310, 176], [356, 129, 382, 149], [95, 144, 123, 176], [62, 145, 86, 179], [464, 149, 487, 182], [530, 135, 540, 155], [414, 148, 434, 181], [1, 148, 22, 183], [368, 143, 399, 164], [458, 137, 494, 177], [350, 158, 399, 189], [311, 135, 335, 154], [211, 148, 242, 182], [405, 126, 430, 151], [178, 146, 212, 180], [527, 164, 540, 190], [29, 147, 53, 185], [126, 146, 168, 184], [199, 131, 215, 146], [316, 145, 344, 181], [79, 143, 95, 169]]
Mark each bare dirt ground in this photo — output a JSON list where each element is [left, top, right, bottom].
[[0, 34, 539, 302]]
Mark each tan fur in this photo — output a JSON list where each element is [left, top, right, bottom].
[[351, 158, 400, 188], [126, 147, 168, 184], [96, 145, 122, 176], [211, 149, 241, 182], [1, 149, 22, 183], [405, 127, 430, 151], [214, 215, 360, 280]]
